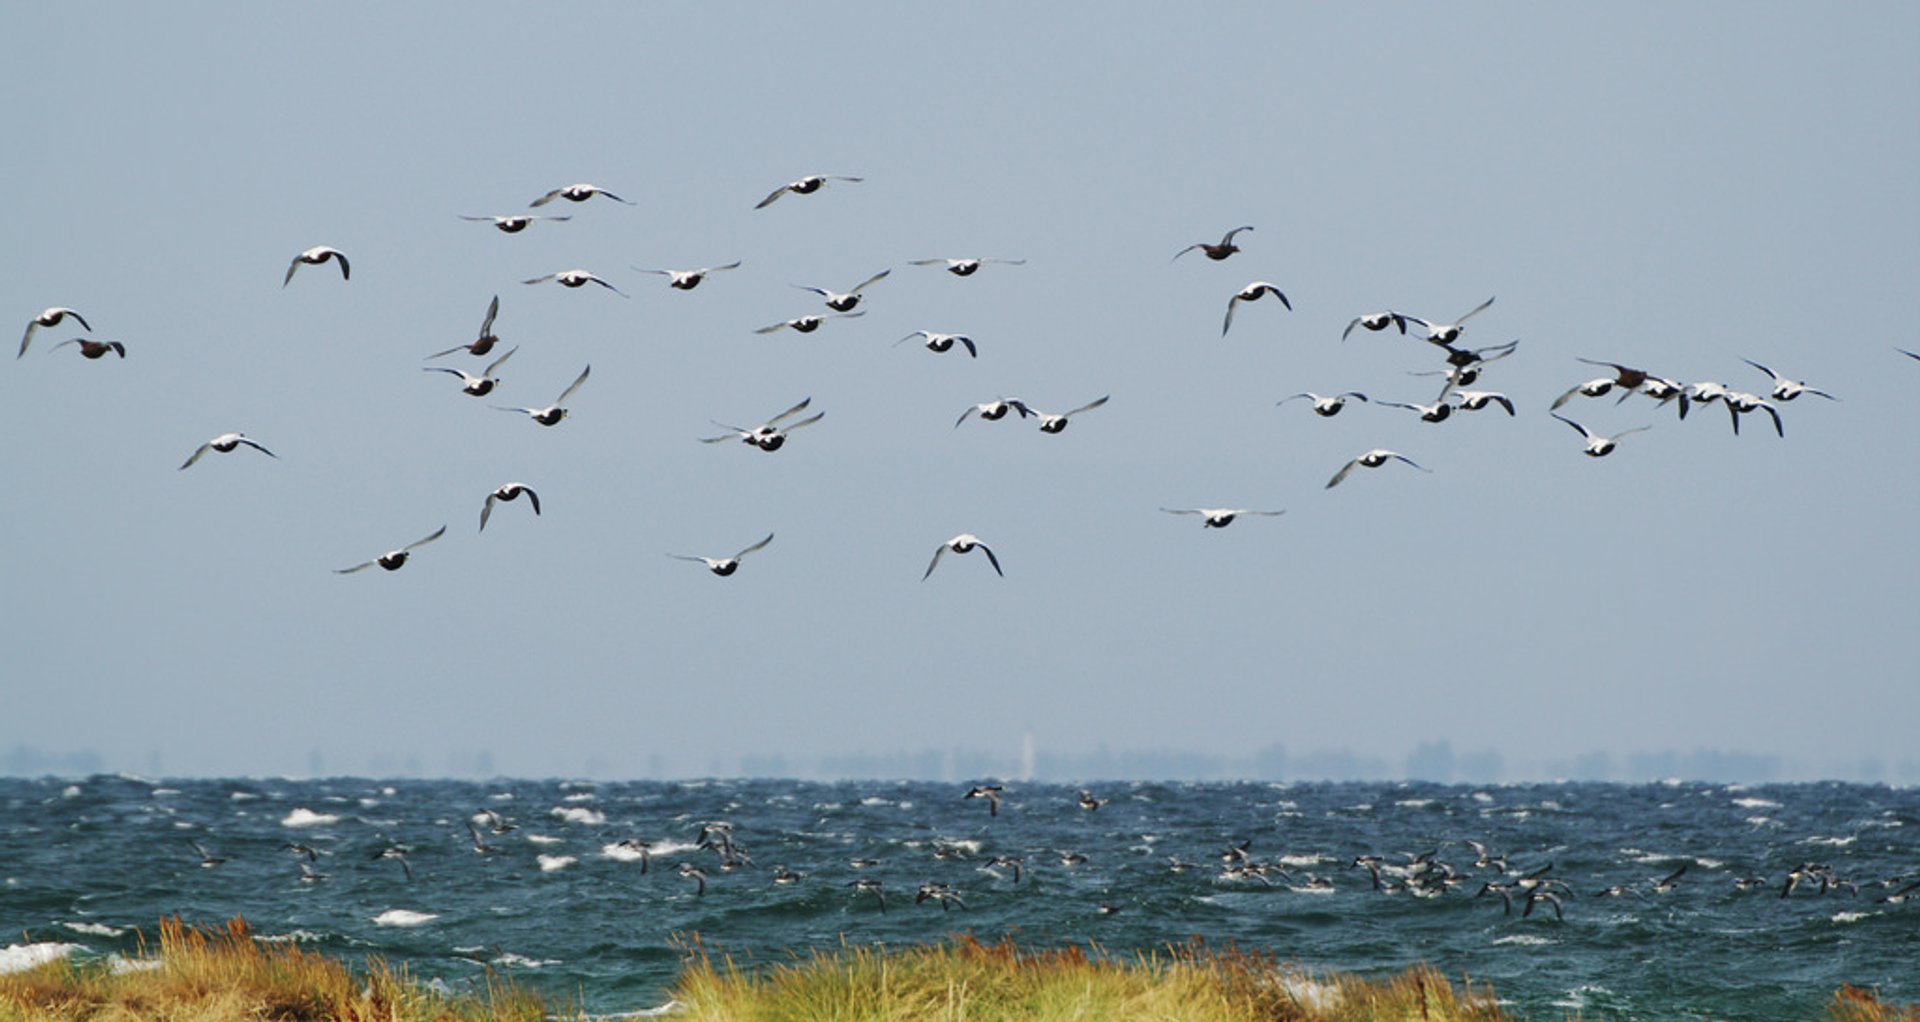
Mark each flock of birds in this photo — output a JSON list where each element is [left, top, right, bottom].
[[18, 171, 1908, 584]]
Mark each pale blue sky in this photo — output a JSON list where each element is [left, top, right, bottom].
[[3, 4, 1916, 780]]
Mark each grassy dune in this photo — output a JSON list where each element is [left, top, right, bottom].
[[3, 919, 1914, 1021]]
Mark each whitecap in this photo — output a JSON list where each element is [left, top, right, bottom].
[[563, 792, 598, 803], [859, 797, 892, 807], [1803, 835, 1856, 847], [1832, 911, 1871, 924], [0, 942, 84, 974], [602, 843, 650, 862], [60, 785, 82, 799], [282, 808, 340, 828], [1394, 798, 1434, 808], [1732, 797, 1781, 809], [151, 788, 180, 797], [550, 806, 606, 826], [372, 909, 438, 927], [256, 930, 327, 944], [230, 791, 259, 801], [537, 854, 577, 873], [525, 833, 565, 846], [1694, 857, 1725, 869], [491, 951, 561, 969], [1472, 791, 1494, 803], [1492, 934, 1556, 946], [1746, 816, 1777, 827], [60, 921, 126, 937], [1279, 854, 1327, 867], [107, 954, 162, 974]]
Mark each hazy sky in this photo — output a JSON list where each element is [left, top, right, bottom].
[[4, 4, 1916, 781]]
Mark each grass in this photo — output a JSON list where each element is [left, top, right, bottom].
[[0, 917, 553, 1022], [1829, 985, 1920, 1022]]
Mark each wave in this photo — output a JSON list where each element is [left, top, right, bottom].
[[372, 910, 439, 927], [282, 808, 340, 828]]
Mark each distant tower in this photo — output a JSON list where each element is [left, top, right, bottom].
[[1021, 731, 1036, 783]]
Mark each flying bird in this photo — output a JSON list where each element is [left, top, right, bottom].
[[1160, 508, 1285, 528], [636, 261, 742, 290], [522, 269, 628, 296], [479, 483, 540, 532], [461, 213, 571, 232], [336, 526, 447, 574], [1743, 359, 1836, 402], [19, 307, 91, 358], [424, 346, 516, 396], [795, 270, 889, 312], [1454, 389, 1516, 415], [896, 330, 977, 358], [1399, 296, 1494, 345], [1223, 282, 1290, 335], [700, 397, 823, 451], [1278, 392, 1369, 417], [1722, 391, 1785, 437], [670, 533, 774, 576], [1172, 225, 1253, 262], [909, 257, 1024, 276], [52, 338, 125, 359], [1551, 413, 1650, 457], [283, 246, 350, 287], [1034, 395, 1109, 433], [926, 535, 1003, 579], [964, 784, 1005, 816], [1326, 450, 1429, 489], [955, 398, 1034, 428], [755, 174, 862, 209], [755, 311, 865, 334], [426, 295, 504, 359], [495, 365, 590, 426], [529, 183, 632, 207], [180, 433, 276, 470], [1377, 383, 1459, 423], [1551, 377, 1618, 410], [1342, 311, 1406, 342]]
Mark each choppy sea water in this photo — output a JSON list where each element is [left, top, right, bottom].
[[1, 777, 1913, 1020]]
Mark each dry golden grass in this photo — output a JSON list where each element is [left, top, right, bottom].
[[1829, 984, 1920, 1022], [0, 917, 555, 1022]]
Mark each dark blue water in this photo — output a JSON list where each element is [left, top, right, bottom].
[[1, 777, 1913, 1019]]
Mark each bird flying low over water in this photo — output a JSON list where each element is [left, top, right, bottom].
[[1400, 296, 1494, 345], [1223, 283, 1290, 335], [926, 534, 1002, 579], [1278, 392, 1369, 417], [964, 784, 1004, 816], [19, 307, 90, 358], [522, 269, 627, 297], [1551, 413, 1650, 457], [1034, 395, 1109, 433], [180, 433, 276, 470], [495, 365, 590, 426], [897, 331, 977, 358], [479, 483, 540, 532], [424, 346, 515, 396], [461, 213, 571, 232], [755, 311, 865, 335], [636, 262, 741, 290], [336, 526, 447, 574], [755, 174, 862, 209], [427, 296, 504, 359], [795, 270, 889, 312], [284, 246, 349, 287], [955, 398, 1034, 428], [1326, 450, 1429, 489], [670, 533, 774, 576], [1342, 311, 1406, 342], [1172, 225, 1252, 262], [701, 397, 823, 451], [1161, 507, 1285, 528], [909, 257, 1024, 276], [52, 338, 125, 359], [529, 183, 632, 207]]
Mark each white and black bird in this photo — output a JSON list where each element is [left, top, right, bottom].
[[1377, 382, 1459, 423], [795, 270, 889, 312], [1222, 282, 1290, 336], [1161, 507, 1285, 528], [496, 365, 590, 426], [1722, 391, 1785, 437], [336, 526, 447, 575], [637, 261, 741, 290], [461, 213, 571, 232], [1552, 413, 1650, 457], [755, 174, 862, 209], [926, 535, 1003, 580], [1744, 359, 1836, 402], [479, 483, 540, 532], [670, 534, 774, 577], [1551, 377, 1618, 410], [701, 397, 823, 451], [1278, 392, 1369, 417], [427, 295, 504, 359], [283, 246, 349, 287], [424, 346, 516, 396], [180, 433, 276, 470], [1326, 450, 1428, 489], [1172, 225, 1252, 262], [755, 311, 866, 335], [1400, 296, 1494, 345], [1034, 395, 1109, 433], [1454, 390, 1516, 415], [1342, 311, 1406, 342], [955, 398, 1034, 428], [896, 330, 977, 358], [19, 307, 91, 358], [909, 257, 1024, 276], [522, 269, 627, 297], [964, 784, 1005, 816], [529, 183, 632, 207]]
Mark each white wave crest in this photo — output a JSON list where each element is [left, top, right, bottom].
[[550, 806, 606, 826], [537, 854, 577, 873], [372, 910, 438, 927], [60, 921, 125, 937], [282, 808, 340, 828], [0, 942, 83, 974]]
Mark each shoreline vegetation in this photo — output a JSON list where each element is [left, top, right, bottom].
[[1, 918, 1913, 1022]]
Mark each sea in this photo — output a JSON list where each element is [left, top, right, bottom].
[[1, 776, 1913, 1020]]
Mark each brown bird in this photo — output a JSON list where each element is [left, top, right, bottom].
[[1173, 225, 1253, 262], [52, 338, 125, 360], [426, 296, 504, 359]]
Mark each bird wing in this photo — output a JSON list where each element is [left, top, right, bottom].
[[480, 295, 500, 337], [479, 494, 498, 532], [1222, 295, 1241, 336], [523, 488, 540, 515], [1608, 424, 1654, 443], [335, 560, 376, 574], [406, 525, 448, 552], [754, 320, 791, 334], [734, 533, 775, 559], [332, 251, 350, 280], [555, 365, 591, 404], [483, 346, 518, 377], [522, 274, 558, 285], [1341, 318, 1362, 342], [1161, 508, 1201, 516], [179, 443, 212, 470], [1326, 459, 1362, 488], [530, 188, 565, 207], [1455, 295, 1494, 323], [424, 344, 469, 359], [754, 184, 790, 209], [1171, 243, 1201, 263], [954, 406, 982, 429], [1390, 454, 1430, 472], [1550, 383, 1588, 411], [1551, 413, 1596, 440], [237, 437, 276, 458], [283, 257, 301, 287], [1066, 395, 1110, 418], [1221, 225, 1254, 244], [977, 543, 1004, 577], [956, 335, 978, 358], [768, 396, 813, 425], [847, 269, 890, 293], [923, 544, 948, 580], [781, 411, 826, 432]]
